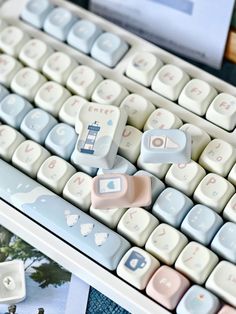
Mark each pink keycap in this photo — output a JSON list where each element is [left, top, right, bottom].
[[218, 305, 236, 314], [146, 265, 190, 310], [91, 173, 151, 209]]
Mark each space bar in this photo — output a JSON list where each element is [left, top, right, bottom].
[[0, 159, 130, 270]]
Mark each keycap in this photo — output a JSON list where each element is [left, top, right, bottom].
[[152, 187, 193, 227], [180, 123, 211, 161], [0, 18, 7, 32], [59, 95, 87, 126], [20, 108, 57, 144], [143, 108, 183, 131], [223, 194, 236, 223], [206, 93, 236, 131], [193, 173, 235, 213], [35, 81, 71, 116], [141, 129, 191, 164], [152, 64, 190, 101], [0, 26, 29, 57], [176, 285, 220, 314], [0, 94, 33, 129], [218, 305, 236, 314], [137, 155, 170, 179], [0, 260, 26, 304], [146, 266, 190, 310], [19, 39, 53, 70], [43, 51, 77, 85], [126, 52, 163, 86], [91, 173, 152, 209], [97, 155, 137, 176], [90, 206, 126, 229], [44, 7, 77, 41], [0, 159, 131, 270], [118, 125, 142, 163], [175, 241, 219, 284], [21, 0, 54, 28], [74, 102, 127, 169], [178, 79, 217, 116], [92, 79, 128, 107], [37, 156, 76, 194], [117, 247, 160, 290], [228, 164, 236, 186], [45, 123, 77, 160], [0, 84, 9, 101], [211, 222, 236, 263], [12, 140, 50, 177], [71, 148, 98, 177], [67, 19, 102, 54], [67, 65, 103, 99], [206, 261, 236, 307], [11, 67, 47, 102], [181, 204, 223, 245], [91, 32, 128, 67], [63, 172, 92, 211], [117, 207, 159, 247], [0, 54, 22, 87], [199, 139, 236, 177], [145, 223, 188, 265], [0, 125, 25, 162], [120, 94, 155, 130]]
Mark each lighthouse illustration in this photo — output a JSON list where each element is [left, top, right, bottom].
[[80, 121, 101, 154]]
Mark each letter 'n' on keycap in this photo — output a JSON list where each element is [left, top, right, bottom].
[[74, 102, 127, 169]]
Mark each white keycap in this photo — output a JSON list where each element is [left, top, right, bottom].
[[206, 261, 236, 307], [223, 194, 236, 223], [92, 79, 129, 106], [67, 65, 103, 99], [145, 223, 188, 265], [0, 26, 29, 57], [152, 64, 190, 101], [117, 247, 160, 290], [126, 52, 163, 86], [59, 95, 88, 126], [143, 108, 182, 131], [11, 67, 46, 102], [118, 125, 142, 163], [35, 81, 71, 116], [63, 172, 92, 211], [12, 140, 50, 177], [90, 206, 126, 229], [137, 155, 170, 179], [228, 164, 236, 186], [175, 241, 219, 284], [206, 93, 236, 131], [165, 160, 206, 196], [117, 207, 159, 247], [194, 173, 235, 213], [120, 94, 155, 130], [178, 79, 217, 116], [199, 139, 236, 177], [0, 18, 7, 32], [43, 52, 77, 85], [180, 124, 211, 161], [0, 125, 25, 162], [19, 39, 53, 70], [37, 156, 76, 194], [0, 54, 22, 87]]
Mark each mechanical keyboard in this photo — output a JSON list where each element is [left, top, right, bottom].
[[0, 0, 235, 313]]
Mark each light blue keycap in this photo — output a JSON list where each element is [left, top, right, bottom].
[[44, 7, 77, 41], [0, 159, 130, 270], [21, 0, 54, 28], [71, 148, 98, 176], [45, 123, 77, 160], [141, 129, 191, 164], [0, 85, 9, 101], [97, 155, 137, 175], [134, 170, 165, 208], [176, 285, 220, 314], [181, 204, 223, 245], [20, 108, 57, 144], [211, 222, 236, 263], [0, 94, 33, 129], [91, 32, 129, 67], [67, 19, 102, 54], [152, 187, 193, 227]]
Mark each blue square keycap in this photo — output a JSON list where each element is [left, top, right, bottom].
[[97, 155, 137, 176], [0, 85, 9, 101]]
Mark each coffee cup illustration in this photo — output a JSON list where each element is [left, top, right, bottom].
[[124, 251, 147, 271]]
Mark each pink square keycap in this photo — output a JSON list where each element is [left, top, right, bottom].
[[218, 305, 236, 314], [146, 265, 190, 310]]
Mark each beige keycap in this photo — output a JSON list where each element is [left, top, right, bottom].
[[0, 54, 22, 87], [144, 108, 182, 131]]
